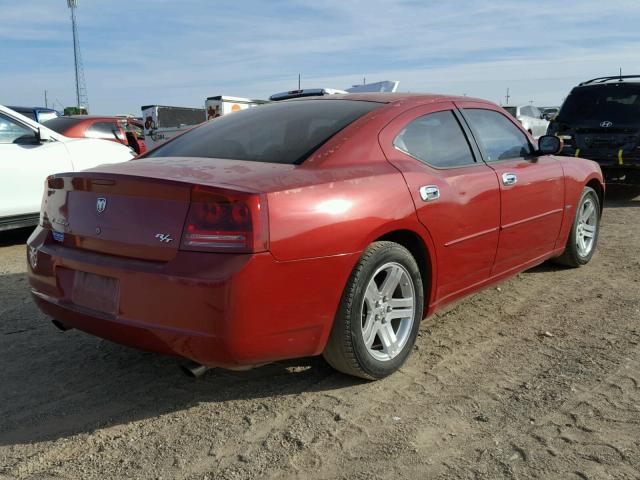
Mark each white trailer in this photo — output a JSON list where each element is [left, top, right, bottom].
[[205, 96, 268, 120], [141, 105, 206, 150]]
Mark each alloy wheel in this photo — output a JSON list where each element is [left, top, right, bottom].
[[360, 262, 415, 362]]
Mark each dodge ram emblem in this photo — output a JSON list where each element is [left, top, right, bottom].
[[600, 120, 613, 128], [96, 197, 107, 213]]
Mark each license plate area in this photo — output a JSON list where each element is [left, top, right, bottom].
[[71, 271, 120, 315]]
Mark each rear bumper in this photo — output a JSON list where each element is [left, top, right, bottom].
[[26, 226, 358, 367], [561, 146, 640, 167]]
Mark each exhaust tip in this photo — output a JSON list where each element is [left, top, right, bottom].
[[180, 362, 210, 378], [51, 319, 71, 331]]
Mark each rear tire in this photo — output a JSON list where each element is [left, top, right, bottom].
[[554, 186, 600, 267], [323, 241, 424, 380]]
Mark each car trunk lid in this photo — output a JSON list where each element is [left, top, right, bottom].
[[44, 173, 192, 262], [42, 158, 302, 261]]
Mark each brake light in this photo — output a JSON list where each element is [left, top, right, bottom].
[[180, 186, 269, 253]]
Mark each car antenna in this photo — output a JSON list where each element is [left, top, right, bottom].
[[619, 67, 623, 81], [298, 73, 301, 90]]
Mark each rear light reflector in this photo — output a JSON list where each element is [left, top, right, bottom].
[[180, 186, 268, 253]]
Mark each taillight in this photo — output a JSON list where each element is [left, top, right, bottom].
[[40, 176, 61, 228], [180, 186, 269, 253]]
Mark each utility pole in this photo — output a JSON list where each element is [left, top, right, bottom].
[[44, 90, 48, 108], [67, 0, 89, 112], [505, 88, 511, 105]]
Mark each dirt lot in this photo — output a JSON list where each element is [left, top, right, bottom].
[[1, 188, 639, 480]]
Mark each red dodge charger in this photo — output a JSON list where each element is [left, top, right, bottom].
[[27, 94, 603, 379]]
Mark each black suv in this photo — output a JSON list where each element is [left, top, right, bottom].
[[548, 75, 640, 184]]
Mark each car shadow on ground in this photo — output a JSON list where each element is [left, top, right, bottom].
[[603, 185, 640, 208], [0, 269, 360, 447], [0, 226, 34, 247]]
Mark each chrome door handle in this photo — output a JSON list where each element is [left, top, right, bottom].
[[502, 172, 517, 186], [419, 185, 440, 202]]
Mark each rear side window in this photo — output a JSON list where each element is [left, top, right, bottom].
[[393, 110, 476, 168], [38, 111, 59, 123], [86, 122, 120, 141], [146, 100, 382, 164], [463, 109, 532, 161]]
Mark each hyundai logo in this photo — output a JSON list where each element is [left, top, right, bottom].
[[96, 197, 107, 213], [600, 120, 613, 128]]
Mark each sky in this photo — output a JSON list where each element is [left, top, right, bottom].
[[1, 0, 639, 115]]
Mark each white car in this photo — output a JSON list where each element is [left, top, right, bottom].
[[0, 105, 134, 231], [502, 105, 549, 139]]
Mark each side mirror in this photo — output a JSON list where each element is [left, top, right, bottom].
[[537, 135, 563, 155]]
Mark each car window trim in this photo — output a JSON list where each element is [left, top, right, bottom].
[[456, 107, 538, 164], [391, 108, 483, 171]]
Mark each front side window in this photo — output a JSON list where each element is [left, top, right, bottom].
[[393, 110, 475, 168], [0, 113, 36, 144], [147, 99, 382, 164], [463, 109, 532, 161]]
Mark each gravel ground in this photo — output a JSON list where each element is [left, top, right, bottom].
[[1, 187, 639, 480]]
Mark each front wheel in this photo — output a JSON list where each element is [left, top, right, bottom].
[[554, 186, 601, 267], [323, 241, 424, 380]]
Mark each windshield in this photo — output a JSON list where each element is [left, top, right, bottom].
[[558, 83, 640, 124], [502, 107, 517, 117], [146, 99, 383, 164]]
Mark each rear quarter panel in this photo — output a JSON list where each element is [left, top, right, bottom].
[[267, 162, 421, 261]]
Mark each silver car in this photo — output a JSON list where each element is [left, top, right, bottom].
[[502, 105, 549, 138]]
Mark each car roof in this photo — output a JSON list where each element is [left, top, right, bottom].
[[578, 75, 640, 86], [65, 115, 122, 121], [287, 92, 492, 106], [7, 106, 57, 112]]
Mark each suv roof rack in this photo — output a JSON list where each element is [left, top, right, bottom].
[[579, 75, 640, 86]]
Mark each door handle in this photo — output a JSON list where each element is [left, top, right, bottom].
[[502, 172, 517, 186], [419, 185, 440, 202]]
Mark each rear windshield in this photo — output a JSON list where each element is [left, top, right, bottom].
[[558, 83, 640, 124], [43, 116, 83, 133], [146, 99, 383, 164]]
